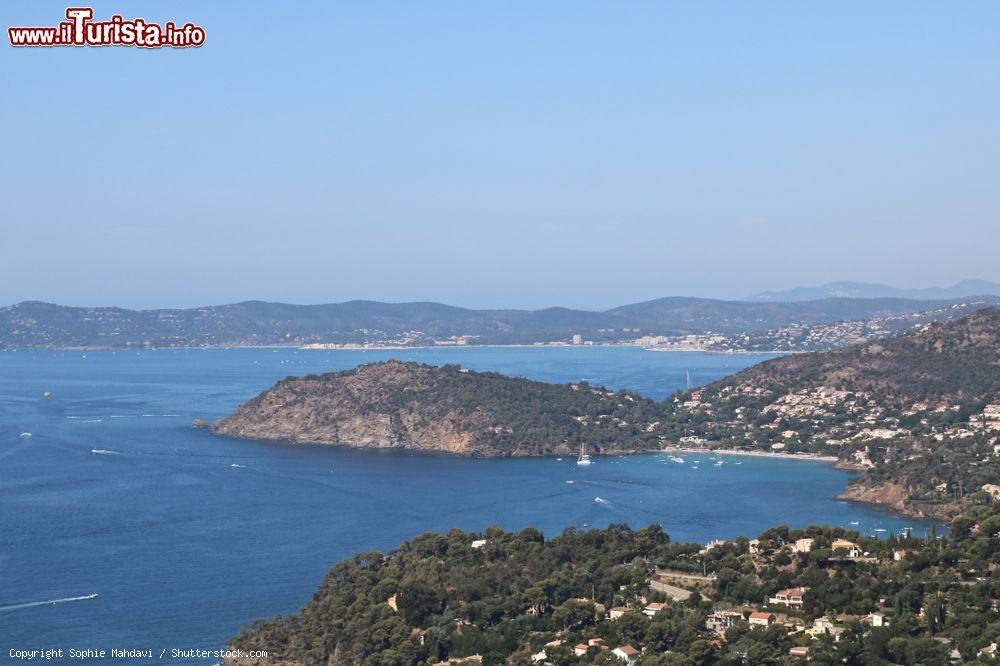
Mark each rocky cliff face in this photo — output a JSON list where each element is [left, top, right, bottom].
[[837, 480, 961, 521], [216, 362, 481, 454], [213, 360, 665, 457]]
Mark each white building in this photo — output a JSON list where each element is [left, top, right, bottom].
[[769, 587, 809, 607], [612, 645, 640, 665], [792, 538, 814, 553]]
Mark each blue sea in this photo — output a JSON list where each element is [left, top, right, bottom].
[[0, 347, 933, 661]]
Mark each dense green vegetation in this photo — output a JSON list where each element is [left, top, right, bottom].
[[229, 503, 1000, 665]]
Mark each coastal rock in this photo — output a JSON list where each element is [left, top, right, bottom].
[[837, 481, 960, 521], [191, 418, 215, 429], [837, 480, 909, 512]]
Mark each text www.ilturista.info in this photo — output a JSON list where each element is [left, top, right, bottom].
[[8, 8, 205, 48]]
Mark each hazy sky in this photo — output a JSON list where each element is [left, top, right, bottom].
[[2, 2, 998, 310]]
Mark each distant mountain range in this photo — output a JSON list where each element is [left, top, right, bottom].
[[2, 296, 999, 349], [746, 279, 1000, 302]]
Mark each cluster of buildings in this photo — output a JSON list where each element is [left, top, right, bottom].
[[690, 536, 927, 659], [674, 383, 1000, 469], [725, 320, 892, 352], [635, 333, 728, 351], [633, 319, 916, 353], [700, 581, 903, 661], [533, 639, 641, 665], [515, 527, 999, 666], [971, 404, 1000, 431], [530, 610, 659, 666], [697, 301, 994, 353], [301, 329, 434, 349]]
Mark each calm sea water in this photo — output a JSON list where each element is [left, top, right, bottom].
[[0, 347, 932, 661]]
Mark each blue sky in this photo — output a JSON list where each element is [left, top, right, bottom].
[[2, 1, 998, 309]]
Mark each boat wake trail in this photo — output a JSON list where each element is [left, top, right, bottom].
[[90, 449, 122, 456], [0, 593, 98, 612]]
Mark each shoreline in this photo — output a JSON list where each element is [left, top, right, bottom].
[[1, 343, 796, 355], [213, 431, 839, 465], [660, 446, 839, 463], [217, 432, 927, 524]]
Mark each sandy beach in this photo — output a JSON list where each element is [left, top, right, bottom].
[[662, 446, 839, 463]]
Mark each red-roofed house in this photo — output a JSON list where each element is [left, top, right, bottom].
[[749, 611, 776, 626], [613, 645, 640, 665], [643, 602, 667, 617]]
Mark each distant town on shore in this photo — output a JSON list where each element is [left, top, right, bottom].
[[3, 281, 999, 353]]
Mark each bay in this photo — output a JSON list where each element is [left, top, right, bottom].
[[0, 347, 931, 660]]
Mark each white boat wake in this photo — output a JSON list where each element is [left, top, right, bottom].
[[91, 449, 122, 456], [0, 593, 98, 612]]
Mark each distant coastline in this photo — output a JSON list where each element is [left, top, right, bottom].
[[298, 342, 791, 355], [4, 297, 997, 353], [0, 343, 791, 355]]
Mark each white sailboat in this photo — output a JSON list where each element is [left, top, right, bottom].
[[576, 442, 592, 465]]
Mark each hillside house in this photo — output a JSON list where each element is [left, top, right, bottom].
[[769, 587, 809, 607], [613, 645, 640, 665], [749, 612, 776, 626], [831, 539, 862, 558], [792, 538, 814, 553], [706, 611, 743, 633], [643, 602, 667, 617]]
